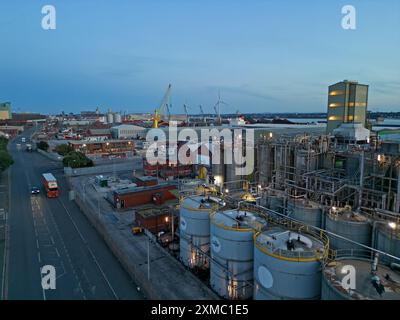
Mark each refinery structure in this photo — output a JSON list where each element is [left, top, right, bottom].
[[18, 80, 400, 301]]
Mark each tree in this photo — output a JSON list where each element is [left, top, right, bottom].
[[37, 141, 49, 151], [0, 138, 13, 172], [0, 151, 13, 171], [63, 151, 94, 168], [55, 143, 73, 156]]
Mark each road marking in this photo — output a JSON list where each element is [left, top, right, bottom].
[[58, 198, 119, 300], [1, 168, 11, 300], [38, 252, 41, 263]]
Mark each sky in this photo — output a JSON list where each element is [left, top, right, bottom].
[[0, 0, 399, 115]]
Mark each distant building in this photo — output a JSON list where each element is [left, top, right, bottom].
[[111, 124, 146, 139], [326, 80, 368, 134], [0, 102, 12, 120], [68, 139, 135, 156]]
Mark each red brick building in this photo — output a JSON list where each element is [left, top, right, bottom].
[[112, 183, 178, 209], [68, 139, 135, 156]]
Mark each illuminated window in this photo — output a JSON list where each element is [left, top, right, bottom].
[[328, 116, 342, 121], [329, 103, 344, 108], [329, 90, 345, 96], [348, 115, 354, 121], [348, 102, 367, 107]]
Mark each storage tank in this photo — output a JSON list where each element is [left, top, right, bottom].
[[107, 112, 114, 124], [287, 198, 322, 228], [322, 253, 400, 300], [265, 191, 285, 213], [179, 195, 223, 269], [114, 112, 122, 123], [254, 226, 327, 300], [373, 221, 400, 264], [210, 209, 266, 299], [325, 207, 372, 250]]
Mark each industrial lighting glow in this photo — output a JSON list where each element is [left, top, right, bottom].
[[332, 206, 337, 211], [388, 222, 397, 230], [269, 132, 273, 138], [225, 189, 229, 194], [258, 185, 262, 189], [377, 154, 382, 162]]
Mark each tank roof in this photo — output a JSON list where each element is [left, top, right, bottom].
[[255, 227, 325, 260], [182, 195, 224, 210], [213, 209, 265, 231], [329, 209, 370, 223], [324, 258, 400, 300], [288, 198, 320, 209]]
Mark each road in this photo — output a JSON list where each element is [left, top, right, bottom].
[[2, 129, 144, 300]]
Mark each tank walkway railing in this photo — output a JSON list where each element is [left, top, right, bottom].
[[255, 238, 325, 262], [326, 248, 374, 264], [239, 203, 330, 263]]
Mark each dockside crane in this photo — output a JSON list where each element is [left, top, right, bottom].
[[183, 104, 190, 125], [153, 84, 172, 128]]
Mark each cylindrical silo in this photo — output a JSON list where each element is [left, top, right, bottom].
[[325, 208, 372, 251], [179, 195, 221, 269], [322, 255, 400, 300], [264, 190, 285, 213], [287, 198, 322, 228], [114, 112, 122, 123], [254, 227, 326, 300], [107, 112, 114, 124], [374, 222, 400, 265], [210, 209, 266, 299]]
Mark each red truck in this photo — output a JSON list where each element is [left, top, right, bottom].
[[42, 173, 59, 198]]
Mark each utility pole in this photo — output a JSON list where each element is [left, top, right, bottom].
[[147, 237, 150, 281]]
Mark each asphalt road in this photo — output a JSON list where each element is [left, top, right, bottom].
[[3, 129, 144, 300]]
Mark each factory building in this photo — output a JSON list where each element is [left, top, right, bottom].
[[326, 80, 369, 134], [111, 124, 146, 139], [68, 139, 135, 157], [0, 102, 11, 120]]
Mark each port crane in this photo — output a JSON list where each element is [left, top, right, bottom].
[[153, 84, 172, 128], [183, 104, 190, 125]]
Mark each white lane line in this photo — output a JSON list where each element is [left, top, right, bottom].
[[57, 198, 119, 300], [36, 239, 40, 249], [37, 252, 41, 263]]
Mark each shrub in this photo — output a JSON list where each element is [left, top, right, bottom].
[[37, 141, 49, 151]]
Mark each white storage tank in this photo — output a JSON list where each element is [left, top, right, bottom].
[[254, 227, 327, 300], [179, 195, 223, 269], [107, 112, 114, 124], [374, 221, 400, 265], [322, 254, 400, 300], [210, 209, 266, 299], [287, 198, 322, 228], [325, 207, 372, 251], [114, 112, 122, 123]]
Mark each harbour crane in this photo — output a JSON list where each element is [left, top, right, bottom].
[[183, 104, 190, 125], [153, 84, 172, 128]]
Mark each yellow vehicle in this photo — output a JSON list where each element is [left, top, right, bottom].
[[132, 226, 143, 235]]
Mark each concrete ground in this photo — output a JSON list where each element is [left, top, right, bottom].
[[70, 175, 219, 300]]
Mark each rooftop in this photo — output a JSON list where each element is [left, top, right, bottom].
[[324, 258, 400, 300], [212, 209, 265, 231]]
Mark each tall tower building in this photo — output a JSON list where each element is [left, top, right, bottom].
[[0, 102, 11, 120], [326, 80, 368, 134]]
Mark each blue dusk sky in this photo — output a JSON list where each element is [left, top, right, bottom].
[[0, 0, 399, 114]]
